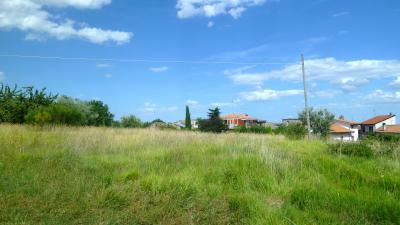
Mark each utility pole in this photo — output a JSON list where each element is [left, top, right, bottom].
[[301, 54, 311, 139]]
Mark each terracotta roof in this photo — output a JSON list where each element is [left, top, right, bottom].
[[360, 115, 395, 125], [221, 114, 257, 121], [330, 124, 352, 133], [376, 125, 400, 134], [335, 119, 358, 126]]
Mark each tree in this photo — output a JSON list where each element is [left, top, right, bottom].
[[0, 84, 57, 123], [275, 123, 307, 140], [25, 103, 86, 126], [185, 105, 192, 130], [299, 107, 335, 137], [87, 100, 114, 127], [198, 107, 227, 133], [121, 115, 142, 128]]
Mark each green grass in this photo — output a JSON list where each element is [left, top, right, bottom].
[[0, 125, 399, 225]]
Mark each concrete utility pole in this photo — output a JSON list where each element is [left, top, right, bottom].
[[301, 54, 311, 139]]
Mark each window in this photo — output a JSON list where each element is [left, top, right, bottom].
[[369, 126, 373, 133]]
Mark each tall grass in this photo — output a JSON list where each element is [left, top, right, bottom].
[[0, 125, 399, 224]]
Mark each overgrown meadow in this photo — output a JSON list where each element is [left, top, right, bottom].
[[1, 125, 399, 224]]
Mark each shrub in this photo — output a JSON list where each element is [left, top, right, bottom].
[[327, 142, 373, 158], [0, 84, 57, 123], [25, 103, 86, 126], [198, 108, 227, 133], [275, 123, 307, 140], [364, 133, 400, 142], [120, 115, 142, 128], [234, 125, 272, 134]]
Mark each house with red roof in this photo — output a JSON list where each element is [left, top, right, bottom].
[[221, 114, 266, 129], [330, 118, 359, 141], [358, 114, 396, 135]]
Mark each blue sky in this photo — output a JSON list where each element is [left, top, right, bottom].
[[1, 0, 400, 122]]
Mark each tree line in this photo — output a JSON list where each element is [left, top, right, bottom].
[[1, 84, 336, 139], [0, 84, 144, 127]]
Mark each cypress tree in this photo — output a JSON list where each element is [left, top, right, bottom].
[[185, 105, 192, 130]]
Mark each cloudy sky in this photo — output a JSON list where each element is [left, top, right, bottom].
[[1, 0, 399, 122]]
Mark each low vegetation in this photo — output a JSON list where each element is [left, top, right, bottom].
[[1, 125, 399, 224]]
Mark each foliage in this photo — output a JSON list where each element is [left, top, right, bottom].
[[198, 107, 227, 133], [275, 123, 307, 140], [120, 115, 142, 128], [0, 84, 57, 123], [364, 133, 400, 142], [299, 107, 335, 137], [86, 100, 114, 127], [25, 103, 86, 126], [185, 105, 192, 130], [327, 142, 374, 158], [1, 125, 400, 224], [151, 122, 179, 130], [234, 125, 272, 134]]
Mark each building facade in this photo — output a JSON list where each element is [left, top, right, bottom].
[[221, 114, 266, 129]]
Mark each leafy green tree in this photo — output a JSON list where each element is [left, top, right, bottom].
[[198, 107, 227, 133], [121, 115, 142, 128], [185, 105, 192, 130], [275, 123, 307, 140], [25, 103, 85, 126], [87, 100, 114, 127], [151, 118, 164, 124], [0, 84, 57, 123], [299, 107, 335, 137]]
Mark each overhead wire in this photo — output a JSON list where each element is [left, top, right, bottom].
[[0, 54, 296, 65]]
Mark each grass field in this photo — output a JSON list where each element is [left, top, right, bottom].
[[1, 125, 400, 225]]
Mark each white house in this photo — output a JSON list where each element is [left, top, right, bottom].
[[330, 119, 359, 142], [359, 114, 396, 134]]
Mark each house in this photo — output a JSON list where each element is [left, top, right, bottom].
[[281, 118, 301, 126], [191, 120, 199, 129], [174, 120, 199, 129], [221, 114, 266, 129], [358, 114, 396, 134], [330, 118, 359, 141], [375, 124, 400, 136]]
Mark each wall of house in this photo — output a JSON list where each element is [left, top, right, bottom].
[[374, 116, 396, 130], [350, 128, 359, 141], [331, 133, 354, 142]]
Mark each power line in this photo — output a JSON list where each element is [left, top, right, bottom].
[[0, 54, 294, 65]]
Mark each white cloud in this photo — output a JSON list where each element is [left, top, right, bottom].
[[186, 100, 199, 105], [104, 73, 112, 78], [140, 102, 178, 113], [210, 102, 236, 107], [227, 58, 400, 90], [0, 72, 5, 81], [96, 63, 112, 68], [0, 0, 132, 44], [333, 11, 350, 18], [207, 21, 214, 28], [311, 90, 342, 99], [176, 0, 269, 19], [390, 76, 400, 88], [364, 90, 400, 104], [150, 66, 168, 73], [239, 89, 303, 101]]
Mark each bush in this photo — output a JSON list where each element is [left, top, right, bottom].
[[327, 142, 373, 158], [364, 133, 400, 142], [25, 103, 86, 126], [120, 115, 142, 128], [234, 125, 272, 134], [152, 122, 179, 130], [275, 123, 307, 140], [0, 84, 57, 124]]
